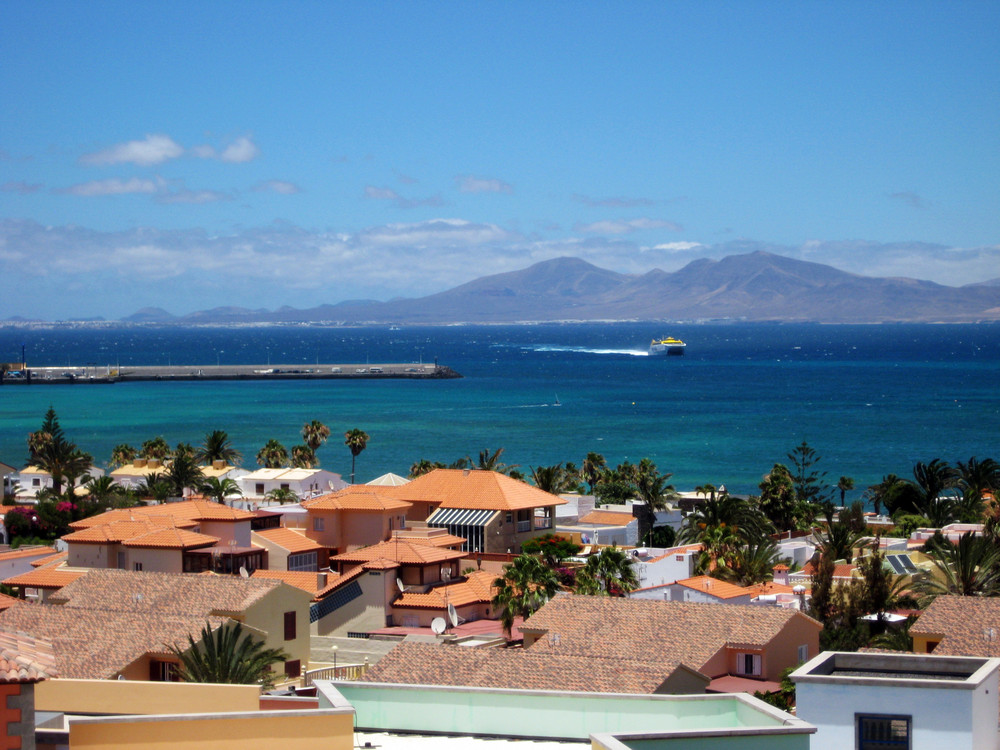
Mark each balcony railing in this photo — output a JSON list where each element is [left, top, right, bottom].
[[302, 661, 369, 686], [534, 517, 553, 530], [516, 520, 531, 533]]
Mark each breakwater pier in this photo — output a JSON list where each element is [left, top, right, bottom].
[[0, 362, 461, 385]]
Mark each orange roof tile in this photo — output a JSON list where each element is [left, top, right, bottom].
[[909, 596, 1000, 656], [250, 569, 348, 598], [361, 558, 401, 571], [332, 539, 466, 566], [64, 518, 190, 544], [0, 546, 58, 562], [69, 510, 198, 531], [394, 571, 496, 609], [3, 567, 88, 590], [0, 594, 22, 612], [391, 469, 567, 512], [578, 510, 636, 526], [253, 527, 324, 554], [68, 500, 253, 530], [674, 576, 754, 600], [0, 629, 57, 682], [121, 527, 220, 550], [31, 551, 68, 568], [302, 485, 412, 512], [748, 581, 796, 597]]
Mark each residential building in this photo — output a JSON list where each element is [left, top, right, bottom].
[[300, 485, 412, 555], [389, 570, 496, 628], [793, 650, 1000, 750], [393, 469, 567, 553], [108, 458, 168, 490], [910, 595, 1000, 657], [252, 527, 324, 571], [557, 508, 637, 546], [520, 594, 821, 693], [12, 466, 103, 500], [238, 468, 347, 502], [0, 460, 17, 497], [632, 544, 700, 589]]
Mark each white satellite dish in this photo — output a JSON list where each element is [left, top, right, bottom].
[[396, 577, 406, 593], [447, 602, 459, 628], [239, 566, 249, 579], [431, 617, 446, 635], [441, 569, 451, 581]]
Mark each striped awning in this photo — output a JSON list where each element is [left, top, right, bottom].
[[427, 507, 497, 527]]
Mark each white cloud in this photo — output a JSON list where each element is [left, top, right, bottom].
[[364, 186, 443, 209], [575, 218, 682, 234], [253, 180, 301, 194], [650, 241, 704, 251], [573, 193, 656, 208], [1, 181, 43, 194], [156, 189, 230, 204], [81, 134, 184, 167], [219, 136, 259, 163], [63, 177, 160, 196], [456, 175, 513, 194]]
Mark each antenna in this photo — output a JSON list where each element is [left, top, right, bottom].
[[239, 566, 249, 579], [447, 602, 459, 628], [396, 577, 406, 593], [431, 617, 446, 635]]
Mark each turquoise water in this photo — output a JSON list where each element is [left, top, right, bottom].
[[1, 323, 998, 497]]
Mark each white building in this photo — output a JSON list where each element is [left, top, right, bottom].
[[793, 650, 1000, 750], [13, 465, 103, 500], [238, 468, 347, 502]]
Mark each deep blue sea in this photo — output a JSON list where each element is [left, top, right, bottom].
[[1, 323, 998, 499]]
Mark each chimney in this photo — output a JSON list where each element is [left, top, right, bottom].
[[213, 459, 226, 470], [317, 572, 328, 589], [134, 459, 147, 468], [148, 459, 161, 469], [772, 564, 790, 585]]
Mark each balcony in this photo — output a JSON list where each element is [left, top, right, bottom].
[[516, 520, 531, 533]]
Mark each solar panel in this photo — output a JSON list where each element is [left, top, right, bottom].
[[886, 554, 917, 574]]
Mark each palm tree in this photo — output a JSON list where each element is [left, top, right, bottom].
[[84, 475, 119, 504], [27, 408, 93, 496], [634, 458, 676, 545], [716, 538, 783, 586], [140, 436, 172, 460], [813, 521, 861, 563], [409, 459, 439, 478], [530, 464, 578, 495], [955, 456, 999, 522], [915, 531, 1000, 600], [169, 621, 288, 690], [910, 459, 959, 521], [679, 492, 772, 546], [757, 463, 798, 531], [837, 476, 855, 505], [694, 483, 717, 502], [344, 428, 369, 483], [109, 443, 137, 469], [166, 452, 204, 497], [574, 545, 638, 596], [290, 445, 317, 469], [477, 447, 519, 475], [255, 439, 288, 469], [581, 452, 607, 494], [492, 553, 560, 637], [195, 430, 241, 466], [198, 476, 243, 505], [136, 475, 171, 503], [301, 420, 331, 453], [264, 487, 299, 505]]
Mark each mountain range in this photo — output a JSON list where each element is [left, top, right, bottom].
[[119, 250, 1000, 325]]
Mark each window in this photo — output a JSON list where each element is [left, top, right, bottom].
[[505, 512, 513, 523], [313, 516, 324, 531], [133, 562, 143, 571], [284, 659, 301, 679], [857, 714, 910, 750], [736, 652, 761, 676], [280, 483, 290, 491], [255, 483, 265, 495], [150, 660, 179, 682], [797, 644, 809, 663], [287, 551, 317, 572], [32, 478, 40, 487], [284, 611, 296, 640]]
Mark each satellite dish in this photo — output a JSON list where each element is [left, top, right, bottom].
[[431, 617, 446, 635], [239, 566, 249, 579], [447, 602, 458, 628], [442, 569, 451, 581], [396, 577, 406, 593]]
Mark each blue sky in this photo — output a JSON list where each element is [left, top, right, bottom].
[[2, 1, 998, 319]]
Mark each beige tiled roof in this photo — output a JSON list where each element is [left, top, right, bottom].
[[303, 485, 412, 512], [359, 642, 701, 694], [910, 595, 1000, 655], [0, 602, 225, 680], [45, 569, 283, 616], [0, 593, 23, 612], [578, 510, 635, 526], [251, 568, 359, 599], [332, 540, 466, 567], [0, 628, 57, 682], [392, 469, 567, 512], [394, 571, 496, 609], [253, 527, 324, 554], [521, 594, 820, 671]]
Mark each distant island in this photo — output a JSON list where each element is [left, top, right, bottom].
[[5, 250, 1000, 326]]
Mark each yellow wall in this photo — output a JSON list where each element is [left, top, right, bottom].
[[304, 510, 342, 550], [68, 709, 355, 750], [250, 532, 290, 570], [244, 582, 313, 674], [68, 542, 117, 569], [313, 570, 391, 636], [202, 520, 252, 547], [128, 546, 184, 573], [36, 679, 260, 715], [341, 511, 390, 551]]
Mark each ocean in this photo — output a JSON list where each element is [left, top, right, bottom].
[[1, 323, 998, 499]]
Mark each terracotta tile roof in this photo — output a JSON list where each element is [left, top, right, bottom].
[[3, 566, 88, 590], [253, 527, 324, 553], [68, 500, 253, 530], [68, 510, 198, 531], [0, 506, 21, 517], [748, 581, 796, 597], [578, 510, 636, 526], [332, 540, 466, 567], [0, 602, 225, 680], [674, 576, 754, 600], [644, 544, 702, 563], [909, 595, 1000, 655], [391, 469, 567, 512], [361, 558, 401, 571], [251, 569, 345, 598], [303, 485, 412, 512], [394, 571, 496, 609], [799, 560, 858, 580], [0, 594, 22, 612], [359, 642, 702, 694], [64, 518, 197, 544], [31, 551, 68, 568], [121, 527, 220, 550], [0, 546, 58, 562], [521, 594, 820, 672], [392, 530, 468, 548], [0, 629, 57, 682], [45, 569, 284, 616]]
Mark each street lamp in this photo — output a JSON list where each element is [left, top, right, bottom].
[[332, 645, 338, 672]]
